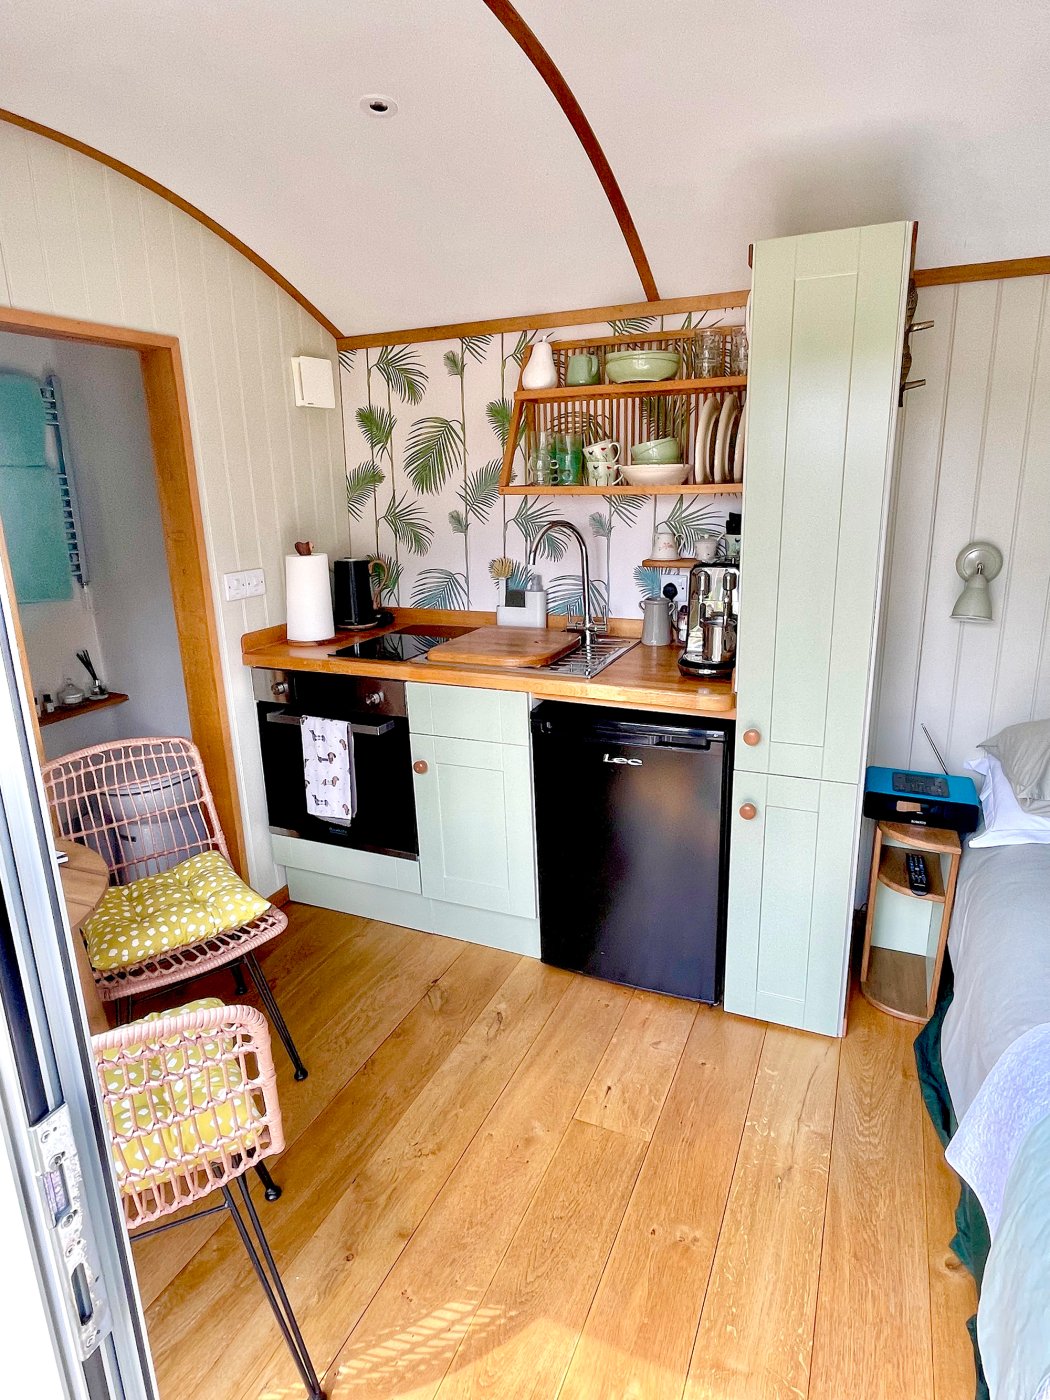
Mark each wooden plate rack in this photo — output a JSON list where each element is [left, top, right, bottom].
[[499, 328, 746, 496]]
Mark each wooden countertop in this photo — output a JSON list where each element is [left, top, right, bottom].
[[242, 609, 735, 719]]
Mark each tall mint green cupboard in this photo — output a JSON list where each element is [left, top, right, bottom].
[[724, 222, 914, 1037]]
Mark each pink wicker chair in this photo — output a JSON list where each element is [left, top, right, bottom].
[[94, 1001, 323, 1397], [42, 737, 309, 1083]]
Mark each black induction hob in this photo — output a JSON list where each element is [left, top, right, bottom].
[[331, 624, 472, 663]]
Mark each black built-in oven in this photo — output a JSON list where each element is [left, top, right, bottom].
[[254, 669, 418, 858]]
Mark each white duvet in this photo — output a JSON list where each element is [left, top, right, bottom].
[[941, 842, 1050, 1120]]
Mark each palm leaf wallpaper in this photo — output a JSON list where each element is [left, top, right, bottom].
[[340, 313, 740, 613]]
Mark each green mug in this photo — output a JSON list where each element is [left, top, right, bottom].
[[565, 352, 600, 387]]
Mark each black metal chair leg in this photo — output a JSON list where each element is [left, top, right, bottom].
[[244, 952, 308, 1080], [232, 960, 249, 997], [222, 1183, 325, 1399], [254, 1161, 282, 1202]]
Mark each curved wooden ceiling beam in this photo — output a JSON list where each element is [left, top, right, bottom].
[[0, 106, 342, 340], [482, 0, 660, 301]]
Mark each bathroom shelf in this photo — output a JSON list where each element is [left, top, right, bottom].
[[499, 328, 747, 497], [40, 692, 129, 727]]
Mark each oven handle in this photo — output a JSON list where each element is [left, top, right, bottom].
[[265, 711, 396, 737]]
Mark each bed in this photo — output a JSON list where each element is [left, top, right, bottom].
[[917, 836, 1050, 1400]]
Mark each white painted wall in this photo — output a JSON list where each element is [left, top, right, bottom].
[[0, 124, 347, 894], [871, 276, 1050, 773]]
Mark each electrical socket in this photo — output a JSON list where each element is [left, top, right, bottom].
[[223, 572, 246, 601], [223, 569, 266, 602]]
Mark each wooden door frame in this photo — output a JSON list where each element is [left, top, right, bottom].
[[0, 305, 247, 875]]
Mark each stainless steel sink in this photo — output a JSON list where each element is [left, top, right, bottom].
[[534, 634, 637, 678]]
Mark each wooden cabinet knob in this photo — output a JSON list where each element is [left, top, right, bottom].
[[743, 729, 761, 747], [739, 802, 757, 821], [413, 760, 428, 775]]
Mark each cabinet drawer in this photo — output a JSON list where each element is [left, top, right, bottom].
[[407, 682, 530, 744]]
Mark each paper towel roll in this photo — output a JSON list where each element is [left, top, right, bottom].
[[285, 553, 334, 642]]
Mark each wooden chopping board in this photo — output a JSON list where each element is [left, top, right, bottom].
[[425, 627, 581, 669]]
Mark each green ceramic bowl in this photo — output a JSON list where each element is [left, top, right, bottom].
[[631, 436, 680, 464], [604, 350, 681, 383]]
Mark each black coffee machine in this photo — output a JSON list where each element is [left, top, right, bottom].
[[678, 564, 739, 678]]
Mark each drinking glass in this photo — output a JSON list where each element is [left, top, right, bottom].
[[555, 432, 583, 485]]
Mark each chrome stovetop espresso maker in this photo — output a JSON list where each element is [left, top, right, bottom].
[[678, 564, 739, 679]]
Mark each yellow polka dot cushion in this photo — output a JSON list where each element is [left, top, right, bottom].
[[98, 998, 265, 1190], [84, 850, 269, 972]]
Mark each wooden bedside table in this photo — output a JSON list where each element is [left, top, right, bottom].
[[860, 822, 961, 1022]]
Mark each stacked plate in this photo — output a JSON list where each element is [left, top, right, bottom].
[[694, 394, 746, 485]]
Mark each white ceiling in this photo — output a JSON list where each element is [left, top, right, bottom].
[[1, 0, 1047, 335]]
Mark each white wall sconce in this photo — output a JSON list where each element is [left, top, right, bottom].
[[291, 356, 336, 409], [951, 541, 1003, 621]]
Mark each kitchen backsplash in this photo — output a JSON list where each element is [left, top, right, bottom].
[[338, 309, 743, 619]]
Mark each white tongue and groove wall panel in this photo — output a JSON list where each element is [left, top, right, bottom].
[[0, 120, 348, 897], [1, 1, 1048, 334]]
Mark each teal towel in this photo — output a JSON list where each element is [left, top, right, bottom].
[[0, 373, 47, 468], [0, 465, 72, 602]]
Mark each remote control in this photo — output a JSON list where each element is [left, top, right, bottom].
[[906, 853, 930, 895]]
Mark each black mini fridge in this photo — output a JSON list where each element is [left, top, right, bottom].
[[531, 701, 733, 1003]]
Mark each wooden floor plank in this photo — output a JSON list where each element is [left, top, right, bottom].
[[237, 956, 573, 1400], [808, 994, 934, 1400], [146, 941, 527, 1400], [559, 1008, 765, 1400], [575, 989, 697, 1141], [132, 906, 399, 1304], [433, 1120, 645, 1400], [922, 1107, 977, 1400], [324, 974, 633, 1400], [684, 1025, 839, 1400], [134, 911, 460, 1308], [137, 913, 975, 1400]]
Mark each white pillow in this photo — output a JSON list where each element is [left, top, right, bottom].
[[967, 752, 1050, 847]]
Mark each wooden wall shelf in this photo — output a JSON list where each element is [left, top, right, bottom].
[[500, 483, 742, 497], [40, 692, 129, 727], [513, 374, 747, 406]]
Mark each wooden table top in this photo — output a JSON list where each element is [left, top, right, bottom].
[[242, 609, 736, 719], [56, 838, 110, 1035]]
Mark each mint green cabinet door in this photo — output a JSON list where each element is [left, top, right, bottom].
[[411, 734, 537, 917], [724, 776, 859, 1036], [735, 221, 913, 785]]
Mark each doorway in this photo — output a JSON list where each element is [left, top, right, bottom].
[[0, 307, 245, 874]]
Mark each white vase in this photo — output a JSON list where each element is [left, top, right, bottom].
[[521, 337, 557, 390]]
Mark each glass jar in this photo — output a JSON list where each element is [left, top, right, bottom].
[[730, 327, 748, 376], [697, 329, 724, 379]]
